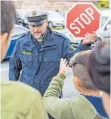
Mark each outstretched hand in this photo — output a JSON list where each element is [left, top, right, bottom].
[[59, 58, 68, 76], [82, 32, 97, 45]]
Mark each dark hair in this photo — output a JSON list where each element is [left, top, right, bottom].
[[1, 1, 16, 34], [88, 40, 110, 94], [72, 64, 97, 90], [70, 51, 97, 90]]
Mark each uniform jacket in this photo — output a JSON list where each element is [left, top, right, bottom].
[[9, 28, 90, 95]]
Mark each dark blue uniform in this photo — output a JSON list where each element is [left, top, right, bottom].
[[9, 28, 90, 95]]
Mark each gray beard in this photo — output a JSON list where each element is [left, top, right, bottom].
[[37, 38, 43, 42], [35, 33, 44, 42]]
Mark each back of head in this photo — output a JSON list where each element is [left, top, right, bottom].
[[88, 40, 110, 94], [70, 50, 97, 90], [0, 1, 16, 62], [73, 64, 97, 90], [1, 1, 16, 34]]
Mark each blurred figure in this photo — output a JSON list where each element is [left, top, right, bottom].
[[0, 1, 15, 61], [43, 59, 104, 119], [87, 40, 110, 118], [0, 1, 48, 119]]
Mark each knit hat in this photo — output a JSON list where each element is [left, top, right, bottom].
[[88, 40, 110, 94]]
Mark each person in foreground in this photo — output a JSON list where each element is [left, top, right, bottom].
[[69, 40, 110, 118], [87, 40, 110, 118], [1, 1, 48, 119], [43, 58, 105, 119]]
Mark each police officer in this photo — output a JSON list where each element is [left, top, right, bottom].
[[9, 10, 95, 95]]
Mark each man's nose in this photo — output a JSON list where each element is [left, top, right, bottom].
[[33, 26, 39, 32]]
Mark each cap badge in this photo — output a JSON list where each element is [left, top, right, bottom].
[[32, 11, 37, 16]]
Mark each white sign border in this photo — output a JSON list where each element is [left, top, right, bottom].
[[65, 2, 101, 39]]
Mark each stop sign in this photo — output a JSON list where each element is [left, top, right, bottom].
[[66, 3, 100, 38]]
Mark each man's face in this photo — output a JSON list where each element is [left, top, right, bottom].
[[29, 20, 48, 39]]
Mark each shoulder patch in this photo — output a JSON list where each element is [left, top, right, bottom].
[[21, 50, 32, 55]]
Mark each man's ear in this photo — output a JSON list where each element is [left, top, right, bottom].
[[1, 33, 9, 44], [45, 20, 48, 25], [0, 32, 9, 62], [73, 77, 83, 92]]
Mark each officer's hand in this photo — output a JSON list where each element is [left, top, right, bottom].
[[82, 32, 97, 45], [59, 58, 68, 76]]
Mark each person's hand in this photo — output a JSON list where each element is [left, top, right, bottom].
[[82, 32, 97, 45], [59, 58, 68, 76]]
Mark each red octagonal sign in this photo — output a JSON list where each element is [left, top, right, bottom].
[[66, 3, 100, 38]]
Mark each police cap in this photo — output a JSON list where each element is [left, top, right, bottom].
[[27, 10, 48, 26]]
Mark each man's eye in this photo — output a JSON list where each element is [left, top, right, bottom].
[[37, 24, 43, 27]]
